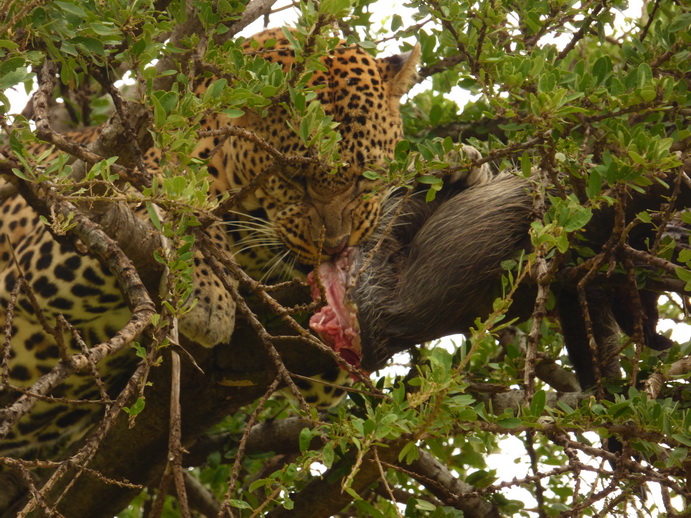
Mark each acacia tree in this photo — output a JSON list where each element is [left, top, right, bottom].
[[0, 0, 690, 517]]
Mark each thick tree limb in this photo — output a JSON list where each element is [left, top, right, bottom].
[[184, 471, 221, 517], [227, 0, 280, 35], [407, 450, 499, 515]]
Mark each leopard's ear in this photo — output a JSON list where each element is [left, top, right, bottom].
[[377, 44, 421, 99]]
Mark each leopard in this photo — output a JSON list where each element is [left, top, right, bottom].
[[0, 27, 420, 469]]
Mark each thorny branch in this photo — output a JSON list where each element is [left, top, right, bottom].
[[196, 230, 378, 393], [218, 376, 282, 518], [31, 61, 148, 186], [18, 350, 156, 516], [0, 1, 689, 516], [168, 351, 191, 518], [203, 249, 312, 416], [0, 177, 156, 440], [556, 0, 608, 61], [524, 168, 559, 402]]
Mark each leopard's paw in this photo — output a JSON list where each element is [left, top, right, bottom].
[[178, 279, 237, 348]]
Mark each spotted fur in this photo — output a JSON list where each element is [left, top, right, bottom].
[[0, 28, 419, 460]]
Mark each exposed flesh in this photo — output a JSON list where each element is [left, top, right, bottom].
[[307, 249, 362, 368]]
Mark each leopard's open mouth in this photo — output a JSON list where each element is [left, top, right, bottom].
[[307, 248, 362, 368]]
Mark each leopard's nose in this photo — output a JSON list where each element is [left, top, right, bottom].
[[322, 236, 348, 256]]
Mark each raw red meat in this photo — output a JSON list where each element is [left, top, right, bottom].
[[307, 249, 362, 367]]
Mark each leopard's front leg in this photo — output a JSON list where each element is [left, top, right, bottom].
[[177, 234, 237, 348]]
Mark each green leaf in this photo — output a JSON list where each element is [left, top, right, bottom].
[[203, 78, 228, 103], [563, 207, 592, 232], [54, 0, 86, 17], [145, 202, 162, 230], [157, 91, 179, 114], [672, 435, 691, 448], [0, 40, 19, 50], [221, 108, 245, 118], [669, 13, 691, 32], [322, 442, 335, 468], [675, 267, 691, 291], [89, 22, 120, 37], [556, 233, 569, 254], [12, 168, 32, 181], [248, 478, 269, 493], [530, 390, 546, 417], [429, 103, 442, 125], [123, 397, 146, 417], [637, 63, 653, 88], [639, 85, 656, 102], [151, 95, 166, 128], [466, 469, 495, 487], [414, 499, 437, 511], [363, 170, 382, 181], [0, 57, 29, 90], [357, 40, 376, 49], [299, 427, 312, 452], [498, 417, 522, 429], [72, 36, 105, 56], [592, 56, 612, 84], [320, 0, 351, 15], [587, 170, 602, 199], [627, 149, 646, 165], [425, 186, 439, 202], [398, 441, 420, 464], [344, 487, 360, 500], [354, 500, 386, 517], [636, 211, 652, 224], [520, 152, 531, 177], [557, 401, 575, 414], [417, 175, 443, 186], [229, 499, 252, 510]]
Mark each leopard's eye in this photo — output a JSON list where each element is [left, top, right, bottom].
[[279, 170, 307, 188]]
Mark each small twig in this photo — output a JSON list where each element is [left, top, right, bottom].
[[524, 256, 552, 400], [524, 432, 547, 518], [31, 61, 137, 182], [0, 179, 156, 440], [198, 230, 377, 392], [623, 259, 645, 387], [1, 265, 23, 388], [149, 465, 174, 518], [644, 354, 691, 399], [373, 448, 403, 518], [639, 0, 661, 42], [204, 250, 312, 414], [425, 0, 477, 73], [218, 376, 282, 518], [556, 1, 606, 61], [19, 357, 153, 516], [1, 457, 65, 518], [621, 244, 678, 274], [169, 350, 191, 518]]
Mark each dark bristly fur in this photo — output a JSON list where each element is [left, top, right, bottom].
[[351, 173, 679, 388], [352, 175, 534, 372]]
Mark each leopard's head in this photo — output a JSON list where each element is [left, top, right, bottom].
[[215, 29, 420, 265]]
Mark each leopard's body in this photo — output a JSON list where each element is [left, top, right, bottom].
[[0, 28, 419, 460]]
